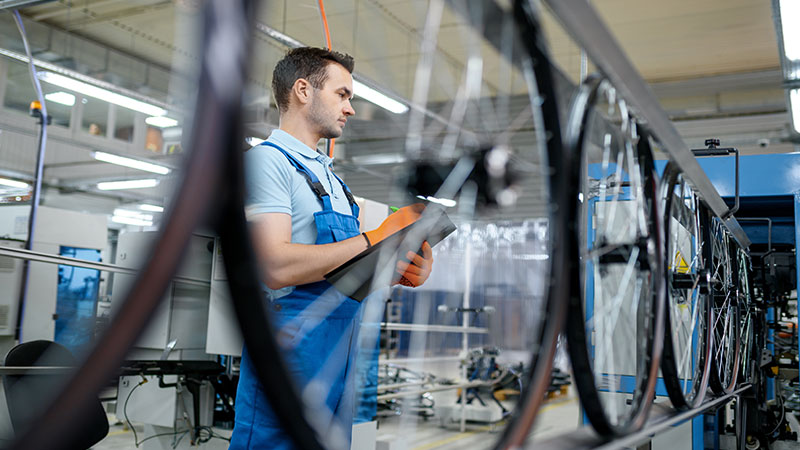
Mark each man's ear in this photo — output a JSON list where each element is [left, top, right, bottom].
[[292, 78, 312, 106]]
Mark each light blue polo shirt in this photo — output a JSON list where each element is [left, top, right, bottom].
[[244, 129, 355, 245]]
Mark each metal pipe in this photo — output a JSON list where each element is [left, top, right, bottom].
[[377, 380, 490, 401], [535, 384, 752, 449], [380, 322, 489, 334], [0, 245, 210, 287], [12, 10, 48, 342]]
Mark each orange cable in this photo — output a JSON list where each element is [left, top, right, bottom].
[[318, 0, 336, 158]]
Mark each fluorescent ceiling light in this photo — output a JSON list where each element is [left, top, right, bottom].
[[246, 137, 266, 147], [44, 91, 75, 106], [97, 179, 159, 190], [417, 195, 457, 207], [38, 72, 167, 116], [351, 153, 406, 165], [111, 215, 153, 227], [781, 0, 800, 60], [93, 151, 171, 175], [113, 208, 153, 220], [139, 203, 164, 212], [791, 89, 800, 133], [145, 116, 179, 128], [353, 80, 409, 114], [0, 178, 29, 189]]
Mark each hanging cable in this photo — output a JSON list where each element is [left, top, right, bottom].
[[317, 0, 336, 158], [11, 10, 48, 341]]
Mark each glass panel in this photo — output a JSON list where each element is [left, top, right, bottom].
[[3, 59, 36, 115], [2, 60, 72, 127], [55, 246, 102, 355], [114, 106, 136, 142], [81, 97, 109, 136], [41, 84, 73, 128]]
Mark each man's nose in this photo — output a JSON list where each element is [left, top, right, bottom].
[[344, 100, 355, 116]]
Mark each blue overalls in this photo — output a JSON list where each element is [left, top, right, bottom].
[[230, 142, 365, 450]]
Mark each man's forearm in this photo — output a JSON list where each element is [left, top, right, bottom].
[[257, 234, 369, 289]]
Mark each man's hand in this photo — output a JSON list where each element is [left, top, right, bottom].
[[394, 241, 433, 287], [364, 203, 425, 246]]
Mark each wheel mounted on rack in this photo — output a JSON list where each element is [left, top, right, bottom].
[[659, 164, 712, 410], [706, 215, 741, 395], [564, 73, 666, 436], [734, 246, 756, 387]]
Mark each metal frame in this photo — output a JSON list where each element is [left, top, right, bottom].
[[543, 0, 751, 249], [534, 384, 752, 449], [0, 244, 210, 287]]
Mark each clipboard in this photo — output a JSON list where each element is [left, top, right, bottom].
[[324, 207, 457, 301]]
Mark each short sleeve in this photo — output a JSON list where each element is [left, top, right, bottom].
[[243, 145, 294, 219]]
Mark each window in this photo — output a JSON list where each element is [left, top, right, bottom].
[[113, 106, 135, 142], [81, 97, 108, 136]]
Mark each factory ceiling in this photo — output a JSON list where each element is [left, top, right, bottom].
[[0, 0, 791, 216]]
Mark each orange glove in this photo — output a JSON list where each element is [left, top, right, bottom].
[[394, 241, 433, 287], [364, 203, 425, 246]]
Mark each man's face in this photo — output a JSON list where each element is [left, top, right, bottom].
[[308, 63, 355, 139]]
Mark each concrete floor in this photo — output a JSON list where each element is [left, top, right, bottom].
[[93, 392, 579, 450], [91, 389, 579, 449]]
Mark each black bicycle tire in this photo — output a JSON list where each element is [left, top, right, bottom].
[[9, 2, 327, 449], [490, 1, 570, 447], [659, 163, 712, 410], [707, 216, 741, 396], [564, 73, 666, 436], [735, 248, 756, 386]]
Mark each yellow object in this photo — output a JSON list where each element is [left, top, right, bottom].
[[672, 251, 690, 274], [29, 100, 41, 111]]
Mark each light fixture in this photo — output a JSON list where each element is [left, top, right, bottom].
[[351, 153, 406, 165], [145, 116, 179, 128], [44, 91, 75, 106], [97, 179, 159, 190], [38, 72, 168, 116], [790, 89, 800, 133], [111, 215, 153, 227], [139, 203, 164, 212], [353, 80, 409, 114], [113, 208, 153, 220], [781, 0, 800, 61], [93, 151, 171, 175], [0, 178, 30, 189], [417, 195, 457, 207]]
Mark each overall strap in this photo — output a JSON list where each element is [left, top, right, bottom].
[[262, 142, 333, 211]]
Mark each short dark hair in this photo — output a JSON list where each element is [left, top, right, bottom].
[[272, 47, 354, 113]]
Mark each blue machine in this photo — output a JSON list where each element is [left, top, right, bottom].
[[658, 152, 800, 449]]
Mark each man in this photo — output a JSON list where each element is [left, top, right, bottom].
[[230, 47, 434, 449]]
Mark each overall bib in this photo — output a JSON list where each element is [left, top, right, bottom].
[[230, 142, 364, 450]]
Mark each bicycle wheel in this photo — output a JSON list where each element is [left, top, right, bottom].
[[659, 164, 712, 409], [706, 217, 741, 395], [357, 1, 569, 447], [564, 73, 665, 436], [735, 246, 756, 386]]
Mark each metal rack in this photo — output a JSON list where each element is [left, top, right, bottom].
[[535, 385, 752, 449], [543, 0, 751, 249]]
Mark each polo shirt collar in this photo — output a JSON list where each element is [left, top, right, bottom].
[[268, 129, 332, 164]]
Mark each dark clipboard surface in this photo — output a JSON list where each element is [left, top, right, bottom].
[[324, 208, 457, 301]]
